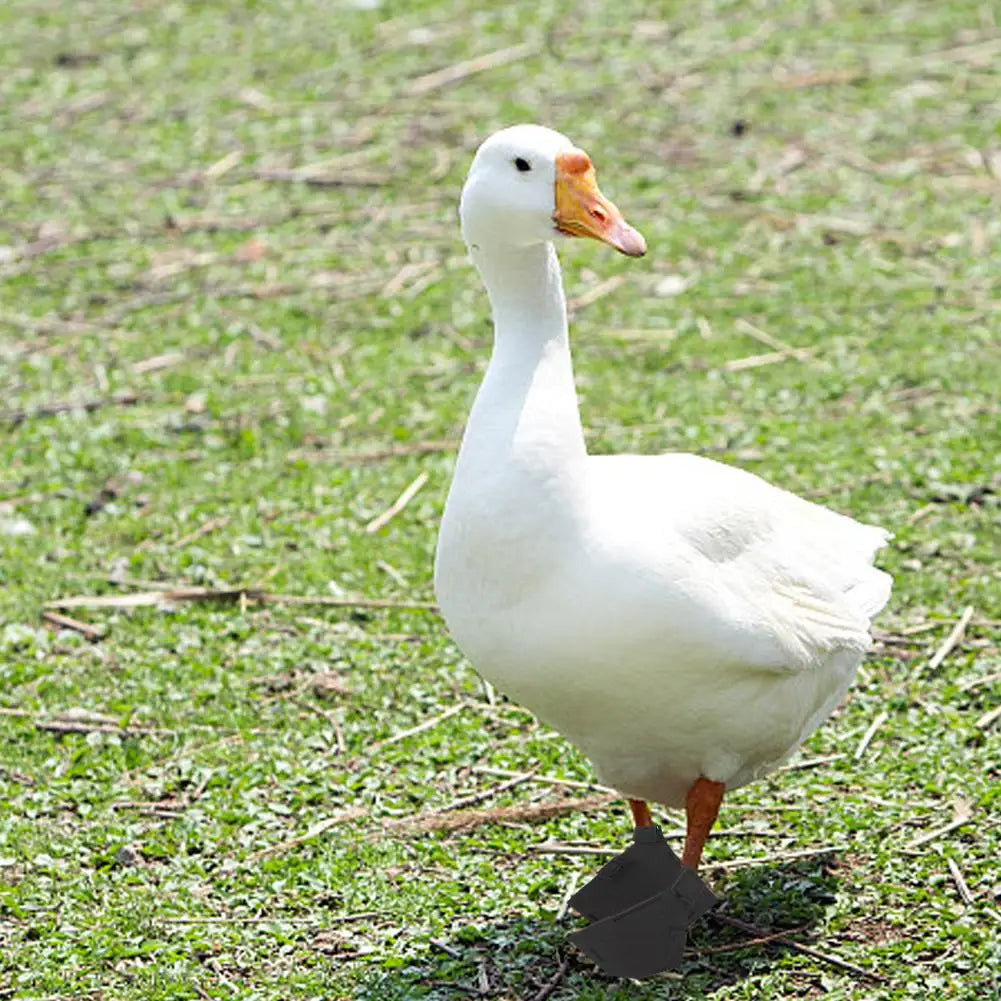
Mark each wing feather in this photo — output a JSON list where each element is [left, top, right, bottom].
[[589, 452, 892, 675]]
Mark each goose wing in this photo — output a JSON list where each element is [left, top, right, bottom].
[[588, 452, 892, 674]]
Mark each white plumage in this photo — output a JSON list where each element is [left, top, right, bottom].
[[434, 125, 891, 861]]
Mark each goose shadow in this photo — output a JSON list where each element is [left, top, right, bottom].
[[348, 854, 841, 1000]]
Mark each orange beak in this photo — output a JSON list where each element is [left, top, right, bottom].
[[553, 150, 646, 257]]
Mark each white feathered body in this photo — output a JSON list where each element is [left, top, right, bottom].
[[437, 440, 890, 808]]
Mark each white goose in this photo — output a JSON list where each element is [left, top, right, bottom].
[[434, 125, 891, 870]]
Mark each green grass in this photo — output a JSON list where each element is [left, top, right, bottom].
[[2, 0, 999, 998]]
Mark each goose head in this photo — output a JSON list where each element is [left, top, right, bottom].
[[460, 124, 646, 258]]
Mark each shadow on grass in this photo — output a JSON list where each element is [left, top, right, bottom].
[[350, 856, 840, 1000]]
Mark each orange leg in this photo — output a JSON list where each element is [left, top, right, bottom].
[[628, 798, 653, 827], [682, 778, 725, 871]]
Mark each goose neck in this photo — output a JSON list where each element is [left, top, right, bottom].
[[459, 241, 587, 473], [473, 242, 569, 351]]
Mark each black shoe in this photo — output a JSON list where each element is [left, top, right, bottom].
[[567, 826, 719, 979]]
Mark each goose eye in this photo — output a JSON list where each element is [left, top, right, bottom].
[[514, 157, 532, 173]]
